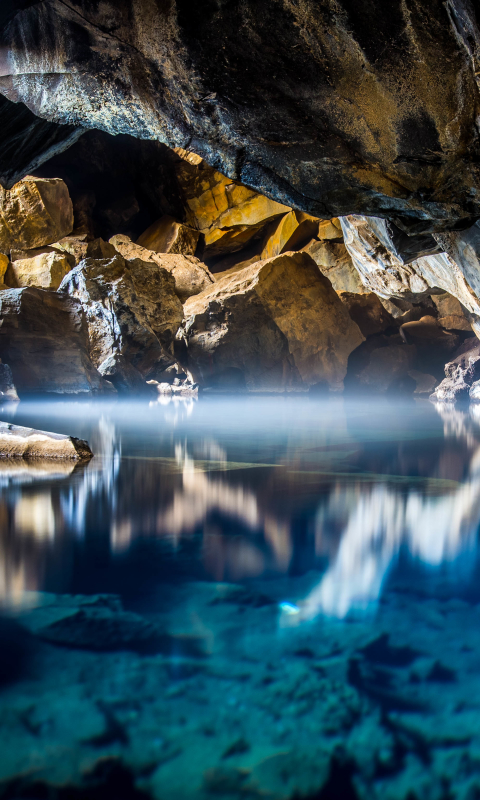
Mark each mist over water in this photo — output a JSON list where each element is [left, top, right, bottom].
[[3, 395, 480, 799]]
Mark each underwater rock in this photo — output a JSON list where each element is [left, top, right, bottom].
[[60, 254, 183, 382], [0, 422, 93, 460], [137, 215, 200, 256], [0, 176, 73, 253], [431, 338, 480, 404], [110, 235, 214, 302], [182, 252, 364, 392], [0, 287, 110, 395]]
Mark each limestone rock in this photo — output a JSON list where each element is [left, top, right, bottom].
[[0, 253, 8, 288], [0, 422, 93, 460], [182, 252, 364, 392], [137, 215, 200, 256], [0, 362, 18, 401], [0, 288, 110, 395], [9, 249, 74, 290], [110, 235, 214, 302], [0, 177, 73, 253], [97, 353, 147, 394], [317, 219, 343, 241], [53, 233, 89, 265], [60, 255, 184, 382], [85, 238, 117, 260], [430, 339, 480, 404], [348, 339, 417, 394], [408, 370, 438, 396], [338, 292, 394, 338]]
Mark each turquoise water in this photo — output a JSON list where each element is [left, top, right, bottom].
[[1, 395, 480, 799]]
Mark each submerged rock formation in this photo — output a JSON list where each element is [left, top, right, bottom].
[[182, 252, 364, 392], [2, 1, 480, 231]]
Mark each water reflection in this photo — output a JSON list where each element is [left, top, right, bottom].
[[2, 397, 480, 615]]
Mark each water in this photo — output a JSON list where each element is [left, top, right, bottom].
[[1, 395, 480, 798]]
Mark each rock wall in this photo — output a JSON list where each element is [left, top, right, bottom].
[[1, 1, 480, 230]]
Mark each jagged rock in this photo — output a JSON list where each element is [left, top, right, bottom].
[[110, 235, 214, 301], [85, 238, 117, 260], [53, 233, 89, 265], [430, 339, 480, 404], [0, 362, 18, 401], [338, 292, 394, 338], [0, 422, 93, 460], [8, 248, 74, 290], [260, 211, 320, 260], [0, 288, 110, 395], [182, 252, 364, 392], [174, 149, 289, 258], [0, 177, 73, 253], [431, 293, 472, 332], [302, 240, 366, 294], [3, 2, 480, 228], [137, 215, 200, 256], [60, 255, 184, 382], [341, 215, 480, 335], [97, 353, 147, 394]]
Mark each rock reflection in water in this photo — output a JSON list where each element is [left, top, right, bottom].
[[1, 397, 480, 613]]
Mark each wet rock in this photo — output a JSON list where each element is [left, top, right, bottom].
[[338, 292, 394, 338], [0, 287, 110, 395], [431, 338, 480, 404], [182, 252, 364, 392], [408, 370, 438, 396], [0, 362, 18, 401], [0, 177, 73, 253], [0, 422, 93, 460], [137, 215, 200, 256], [110, 235, 214, 302], [8, 248, 74, 290], [60, 255, 184, 382]]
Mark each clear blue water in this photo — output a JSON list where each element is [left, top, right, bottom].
[[1, 395, 480, 799]]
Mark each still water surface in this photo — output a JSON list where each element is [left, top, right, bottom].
[[1, 396, 480, 799]]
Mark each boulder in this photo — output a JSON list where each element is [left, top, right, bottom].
[[0, 253, 8, 289], [431, 293, 472, 332], [60, 254, 184, 382], [0, 288, 110, 395], [53, 233, 89, 264], [0, 177, 73, 253], [408, 370, 438, 396], [137, 215, 200, 256], [182, 252, 364, 392], [302, 240, 366, 294], [430, 338, 480, 404], [338, 292, 394, 337], [0, 422, 93, 460], [110, 234, 214, 301], [8, 249, 74, 290], [349, 340, 417, 394]]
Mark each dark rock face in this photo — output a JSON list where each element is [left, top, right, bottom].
[[1, 1, 480, 230], [430, 337, 480, 403], [0, 287, 111, 395]]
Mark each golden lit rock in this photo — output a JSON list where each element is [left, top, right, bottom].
[[0, 177, 73, 253], [9, 250, 74, 290], [137, 215, 200, 256]]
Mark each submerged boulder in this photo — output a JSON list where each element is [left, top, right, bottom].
[[0, 177, 73, 253], [0, 288, 110, 395], [182, 252, 364, 392], [110, 234, 214, 301], [60, 254, 184, 387]]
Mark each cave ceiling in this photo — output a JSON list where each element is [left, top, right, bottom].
[[1, 0, 480, 232]]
